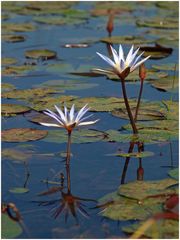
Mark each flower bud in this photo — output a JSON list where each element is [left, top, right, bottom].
[[139, 63, 146, 81]]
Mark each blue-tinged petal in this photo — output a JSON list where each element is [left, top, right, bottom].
[[78, 119, 99, 126], [54, 105, 66, 123], [43, 110, 64, 125], [131, 55, 151, 72], [39, 122, 62, 127], [128, 47, 140, 66], [126, 45, 134, 65], [69, 104, 75, 122], [96, 52, 116, 68], [75, 104, 89, 122], [110, 46, 119, 65], [119, 44, 125, 62], [131, 51, 144, 68], [78, 114, 94, 123]]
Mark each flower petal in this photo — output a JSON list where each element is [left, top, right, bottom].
[[75, 104, 89, 122], [69, 104, 75, 122], [54, 105, 66, 123], [43, 110, 64, 125], [78, 114, 94, 123], [110, 45, 119, 65], [39, 122, 62, 127], [131, 55, 151, 72], [128, 47, 140, 66], [96, 52, 116, 68], [126, 45, 134, 65], [119, 44, 125, 62], [78, 119, 99, 126]]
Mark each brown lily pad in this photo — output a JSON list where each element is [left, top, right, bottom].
[[2, 104, 31, 117], [2, 34, 25, 43], [2, 128, 48, 142], [139, 45, 173, 59]]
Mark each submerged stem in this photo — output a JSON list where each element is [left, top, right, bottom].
[[134, 79, 144, 122], [118, 74, 138, 134]]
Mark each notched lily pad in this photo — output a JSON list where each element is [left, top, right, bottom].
[[118, 178, 178, 200], [9, 187, 29, 194], [2, 34, 25, 43], [25, 49, 57, 60], [100, 35, 151, 45], [2, 103, 30, 117], [2, 128, 48, 142]]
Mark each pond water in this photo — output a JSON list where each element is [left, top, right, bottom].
[[2, 1, 179, 239]]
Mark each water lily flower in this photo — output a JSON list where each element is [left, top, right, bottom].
[[96, 45, 150, 79], [39, 104, 99, 133]]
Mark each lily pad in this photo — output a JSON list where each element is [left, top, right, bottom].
[[2, 57, 18, 65], [2, 128, 48, 142], [122, 219, 179, 239], [46, 63, 74, 74], [168, 168, 179, 180], [1, 83, 16, 92], [9, 187, 29, 194], [2, 34, 25, 43], [2, 23, 36, 33], [156, 1, 178, 11], [150, 76, 178, 92], [25, 49, 57, 60], [2, 214, 22, 239], [34, 79, 98, 91], [2, 103, 30, 117], [43, 129, 106, 144], [156, 37, 179, 48], [136, 18, 178, 29], [152, 63, 178, 71], [110, 151, 154, 158], [139, 45, 172, 59], [100, 35, 151, 45], [2, 65, 36, 76], [118, 178, 178, 200], [2, 88, 59, 100]]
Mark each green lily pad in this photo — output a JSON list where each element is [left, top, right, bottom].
[[2, 214, 22, 239], [118, 178, 178, 200], [156, 1, 178, 11], [25, 49, 57, 60], [168, 168, 179, 180], [2, 103, 30, 117], [110, 151, 154, 158], [2, 34, 25, 43], [9, 187, 29, 194], [1, 83, 16, 92], [2, 65, 36, 76], [2, 88, 59, 100], [43, 129, 106, 144], [136, 18, 178, 29], [2, 23, 36, 33], [100, 35, 151, 45], [34, 79, 98, 91], [2, 57, 18, 65], [2, 128, 48, 142], [152, 63, 178, 71], [150, 76, 178, 92], [122, 219, 178, 239], [156, 37, 179, 48], [46, 63, 74, 74], [2, 148, 32, 162]]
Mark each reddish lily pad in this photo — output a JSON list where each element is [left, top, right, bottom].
[[25, 49, 57, 60], [2, 128, 48, 142]]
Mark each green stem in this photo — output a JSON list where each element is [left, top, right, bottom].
[[134, 78, 144, 122], [118, 75, 138, 134], [66, 130, 72, 165]]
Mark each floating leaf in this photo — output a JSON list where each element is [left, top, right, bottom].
[[2, 214, 22, 239], [152, 63, 178, 71], [34, 79, 98, 91], [2, 23, 36, 33], [2, 88, 59, 100], [139, 45, 173, 59], [25, 49, 57, 60], [46, 63, 74, 74], [9, 187, 29, 194], [1, 83, 16, 92], [110, 151, 154, 158], [43, 129, 106, 144], [118, 178, 178, 200], [156, 1, 178, 11], [122, 219, 179, 239], [136, 18, 178, 29], [2, 148, 32, 162], [156, 37, 179, 48], [2, 103, 30, 117], [34, 15, 86, 25], [150, 76, 178, 92], [168, 168, 179, 180], [100, 35, 151, 45], [2, 34, 25, 43], [2, 65, 36, 76], [2, 128, 48, 142], [2, 57, 18, 65]]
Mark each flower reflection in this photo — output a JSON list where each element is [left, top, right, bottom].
[[35, 162, 96, 224]]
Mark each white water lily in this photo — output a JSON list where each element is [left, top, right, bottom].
[[39, 104, 99, 132], [96, 45, 150, 78]]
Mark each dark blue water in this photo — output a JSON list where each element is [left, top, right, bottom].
[[2, 2, 178, 239]]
